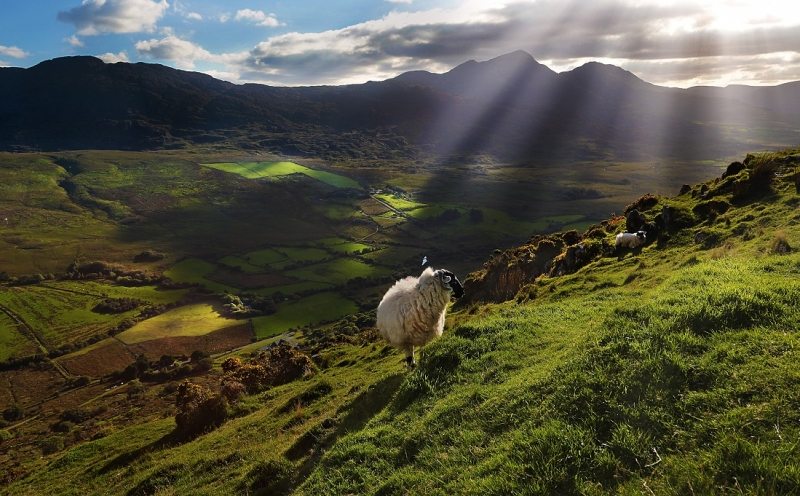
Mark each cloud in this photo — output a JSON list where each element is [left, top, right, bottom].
[[233, 0, 800, 86], [66, 35, 85, 47], [58, 0, 169, 36], [234, 9, 282, 27], [0, 45, 29, 59], [135, 35, 246, 70], [186, 12, 203, 21], [97, 51, 130, 63]]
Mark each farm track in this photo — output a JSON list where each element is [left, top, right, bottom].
[[0, 302, 71, 379]]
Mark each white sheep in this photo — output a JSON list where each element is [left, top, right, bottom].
[[376, 267, 464, 367], [615, 231, 647, 249]]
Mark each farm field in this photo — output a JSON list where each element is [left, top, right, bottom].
[[0, 313, 34, 362], [202, 161, 361, 189], [0, 282, 187, 360], [116, 302, 240, 344], [251, 292, 359, 338]]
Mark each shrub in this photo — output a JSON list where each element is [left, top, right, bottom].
[[52, 420, 75, 433], [769, 231, 792, 254], [0, 429, 12, 442], [61, 408, 90, 423], [40, 436, 64, 455], [174, 382, 228, 437], [127, 379, 146, 399], [3, 403, 24, 422]]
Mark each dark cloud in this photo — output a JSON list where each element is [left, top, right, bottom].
[[58, 0, 168, 36]]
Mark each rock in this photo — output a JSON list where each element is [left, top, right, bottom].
[[626, 209, 647, 232]]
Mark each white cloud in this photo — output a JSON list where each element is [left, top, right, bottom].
[[0, 45, 29, 59], [219, 13, 231, 23], [135, 35, 247, 70], [97, 51, 130, 63], [58, 0, 169, 36], [234, 9, 282, 27], [186, 12, 203, 21], [66, 35, 85, 47]]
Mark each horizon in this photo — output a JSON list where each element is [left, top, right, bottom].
[[1, 0, 799, 88]]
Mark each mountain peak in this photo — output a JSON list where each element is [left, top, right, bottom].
[[565, 61, 643, 80]]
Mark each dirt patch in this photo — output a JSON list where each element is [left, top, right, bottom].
[[359, 198, 391, 216], [0, 367, 65, 409], [128, 323, 254, 360], [59, 340, 136, 378]]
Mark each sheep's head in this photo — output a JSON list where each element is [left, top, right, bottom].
[[436, 269, 464, 299]]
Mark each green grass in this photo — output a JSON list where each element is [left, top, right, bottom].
[[251, 292, 359, 338], [202, 161, 361, 189], [0, 312, 35, 361], [285, 258, 390, 285], [116, 303, 241, 344], [164, 258, 239, 293], [252, 281, 334, 297], [0, 286, 139, 351], [242, 248, 288, 267], [218, 255, 266, 274], [0, 282, 188, 358], [317, 237, 371, 255], [374, 193, 425, 211]]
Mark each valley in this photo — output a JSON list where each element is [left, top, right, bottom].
[[0, 146, 734, 481]]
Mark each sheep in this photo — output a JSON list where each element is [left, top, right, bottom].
[[376, 267, 464, 367], [615, 230, 646, 250]]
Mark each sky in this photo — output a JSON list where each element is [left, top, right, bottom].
[[1, 0, 799, 87]]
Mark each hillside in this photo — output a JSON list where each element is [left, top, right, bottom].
[[2, 53, 800, 161], [3, 148, 799, 494]]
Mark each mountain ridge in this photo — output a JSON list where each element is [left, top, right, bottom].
[[1, 52, 799, 161]]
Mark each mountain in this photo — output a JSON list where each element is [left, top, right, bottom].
[[1, 52, 800, 161]]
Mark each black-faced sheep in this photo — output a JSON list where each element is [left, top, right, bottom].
[[376, 267, 464, 367], [615, 231, 646, 250]]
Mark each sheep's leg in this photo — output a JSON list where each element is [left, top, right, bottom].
[[403, 345, 416, 368]]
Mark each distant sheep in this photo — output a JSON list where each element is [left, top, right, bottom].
[[615, 231, 646, 250], [376, 267, 464, 367]]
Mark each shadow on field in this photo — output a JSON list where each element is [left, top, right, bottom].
[[95, 431, 183, 476], [249, 372, 404, 494]]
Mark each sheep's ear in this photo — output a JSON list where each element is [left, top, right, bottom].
[[442, 275, 452, 283]]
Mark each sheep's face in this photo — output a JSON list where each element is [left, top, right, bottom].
[[436, 269, 464, 299]]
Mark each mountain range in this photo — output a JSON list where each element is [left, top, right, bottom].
[[1, 50, 799, 161]]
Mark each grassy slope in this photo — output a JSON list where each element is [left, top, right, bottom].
[[6, 150, 800, 495], [116, 303, 240, 344]]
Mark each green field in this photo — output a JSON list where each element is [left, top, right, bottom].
[[0, 282, 188, 358], [241, 248, 287, 267], [164, 258, 238, 293], [116, 303, 240, 344], [251, 292, 359, 338], [285, 258, 391, 285], [202, 161, 361, 189], [374, 193, 425, 211], [218, 255, 266, 274], [0, 286, 139, 351], [317, 237, 371, 255], [0, 312, 35, 361]]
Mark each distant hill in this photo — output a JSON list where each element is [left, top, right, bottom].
[[1, 52, 799, 161]]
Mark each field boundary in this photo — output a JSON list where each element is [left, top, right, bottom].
[[0, 302, 70, 379]]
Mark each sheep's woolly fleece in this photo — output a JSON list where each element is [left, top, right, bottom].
[[376, 267, 459, 362]]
